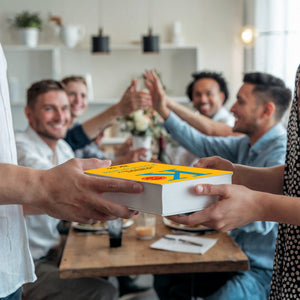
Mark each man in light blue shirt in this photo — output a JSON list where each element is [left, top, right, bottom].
[[146, 72, 292, 299]]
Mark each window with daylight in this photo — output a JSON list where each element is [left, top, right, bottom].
[[243, 0, 300, 90]]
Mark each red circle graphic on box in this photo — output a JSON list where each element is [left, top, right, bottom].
[[141, 176, 167, 181]]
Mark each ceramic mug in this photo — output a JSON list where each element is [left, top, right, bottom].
[[60, 25, 85, 48]]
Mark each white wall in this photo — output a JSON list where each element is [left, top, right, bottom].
[[0, 0, 244, 102]]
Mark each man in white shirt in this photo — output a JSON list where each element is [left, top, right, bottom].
[[16, 79, 118, 300], [185, 71, 234, 126], [144, 70, 236, 165], [0, 44, 143, 300], [145, 70, 236, 138]]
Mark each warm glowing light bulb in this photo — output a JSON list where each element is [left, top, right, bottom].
[[238, 25, 258, 47], [241, 28, 254, 44]]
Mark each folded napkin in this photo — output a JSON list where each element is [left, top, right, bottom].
[[150, 234, 218, 254]]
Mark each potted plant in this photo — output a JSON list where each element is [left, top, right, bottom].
[[10, 11, 42, 48]]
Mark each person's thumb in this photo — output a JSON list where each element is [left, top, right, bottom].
[[194, 184, 227, 199], [130, 79, 138, 92]]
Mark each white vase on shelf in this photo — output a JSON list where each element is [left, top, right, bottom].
[[19, 28, 39, 48], [132, 135, 152, 161], [172, 21, 185, 45]]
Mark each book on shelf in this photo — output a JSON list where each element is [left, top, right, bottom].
[[85, 161, 232, 216]]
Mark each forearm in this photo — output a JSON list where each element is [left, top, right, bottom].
[[156, 99, 170, 120], [257, 191, 300, 225], [165, 112, 224, 158], [0, 163, 46, 206], [81, 104, 121, 139], [234, 164, 284, 194], [168, 98, 234, 136]]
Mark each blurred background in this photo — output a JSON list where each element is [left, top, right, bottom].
[[0, 0, 299, 130]]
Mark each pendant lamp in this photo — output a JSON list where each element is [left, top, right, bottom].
[[92, 28, 110, 54], [143, 27, 159, 53]]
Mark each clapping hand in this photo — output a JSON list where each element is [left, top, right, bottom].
[[118, 79, 152, 116], [144, 70, 170, 119]]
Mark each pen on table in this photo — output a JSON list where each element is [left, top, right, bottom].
[[163, 235, 203, 247]]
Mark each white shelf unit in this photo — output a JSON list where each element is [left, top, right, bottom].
[[4, 44, 199, 130], [4, 46, 60, 104]]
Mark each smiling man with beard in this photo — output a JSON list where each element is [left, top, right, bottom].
[[15, 80, 119, 300], [147, 72, 292, 300]]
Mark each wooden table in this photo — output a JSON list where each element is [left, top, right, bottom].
[[59, 218, 249, 279]]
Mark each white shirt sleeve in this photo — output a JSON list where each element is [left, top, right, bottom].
[[0, 43, 36, 298]]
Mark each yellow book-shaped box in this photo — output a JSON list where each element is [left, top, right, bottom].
[[85, 162, 232, 216]]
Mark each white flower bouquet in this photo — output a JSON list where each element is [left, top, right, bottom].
[[120, 108, 167, 138]]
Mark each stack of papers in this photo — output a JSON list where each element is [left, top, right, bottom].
[[150, 234, 218, 254]]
